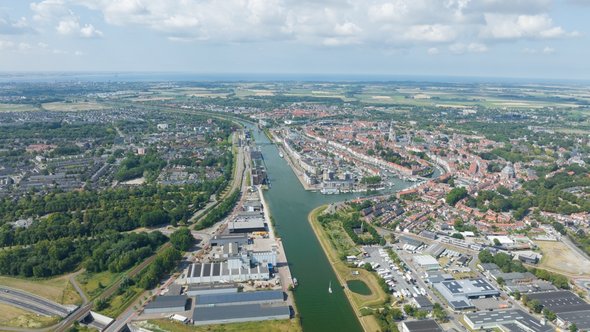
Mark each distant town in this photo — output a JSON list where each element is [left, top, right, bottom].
[[0, 80, 590, 332]]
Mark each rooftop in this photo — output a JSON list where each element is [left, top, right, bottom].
[[144, 295, 187, 310], [401, 319, 444, 332], [196, 290, 284, 306], [192, 303, 290, 323]]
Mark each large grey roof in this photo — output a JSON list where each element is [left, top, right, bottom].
[[527, 290, 590, 313], [465, 309, 552, 332], [402, 319, 444, 332], [196, 290, 284, 305], [193, 303, 290, 322], [144, 295, 187, 310]]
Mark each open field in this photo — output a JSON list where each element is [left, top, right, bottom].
[[143, 318, 302, 332], [0, 303, 59, 329], [98, 285, 144, 318], [536, 240, 590, 276], [309, 206, 387, 332], [0, 274, 81, 305], [0, 103, 40, 112], [41, 101, 108, 112], [76, 270, 122, 299]]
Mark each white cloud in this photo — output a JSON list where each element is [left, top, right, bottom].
[[56, 17, 102, 38], [403, 24, 456, 43], [427, 47, 439, 55], [542, 46, 555, 54], [21, 0, 579, 49], [0, 16, 34, 34], [482, 14, 575, 40], [450, 42, 488, 54]]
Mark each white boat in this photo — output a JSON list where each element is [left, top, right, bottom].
[[279, 152, 284, 158], [293, 278, 298, 287], [328, 281, 332, 294]]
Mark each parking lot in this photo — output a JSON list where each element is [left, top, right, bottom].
[[359, 246, 425, 302]]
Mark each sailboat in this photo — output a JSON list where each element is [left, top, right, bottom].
[[328, 281, 333, 294]]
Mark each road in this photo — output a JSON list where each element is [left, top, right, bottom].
[[0, 286, 71, 317]]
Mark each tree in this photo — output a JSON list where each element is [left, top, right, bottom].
[[528, 299, 543, 313], [390, 308, 404, 321], [493, 238, 501, 246], [432, 303, 447, 322], [169, 227, 194, 251], [478, 250, 494, 264], [403, 304, 416, 316], [569, 323, 578, 332], [543, 308, 556, 321], [446, 187, 468, 206], [451, 233, 464, 239], [497, 277, 505, 286]]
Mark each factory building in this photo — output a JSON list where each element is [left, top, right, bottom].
[[193, 303, 290, 326], [526, 290, 590, 331], [194, 290, 284, 308], [143, 295, 188, 314], [463, 309, 552, 332], [400, 319, 444, 332], [433, 278, 499, 310], [186, 262, 270, 284], [412, 255, 441, 271]]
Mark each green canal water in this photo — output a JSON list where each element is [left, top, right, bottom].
[[249, 127, 418, 332], [347, 280, 372, 296]]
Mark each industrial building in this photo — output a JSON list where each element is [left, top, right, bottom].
[[400, 319, 444, 332], [433, 278, 499, 310], [413, 255, 440, 271], [193, 303, 290, 325], [526, 290, 590, 330], [463, 309, 552, 332], [186, 284, 239, 297], [210, 234, 249, 247], [143, 295, 188, 314], [186, 262, 270, 284], [195, 290, 284, 307]]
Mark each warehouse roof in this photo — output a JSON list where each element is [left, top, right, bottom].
[[526, 290, 590, 313], [196, 290, 284, 306], [401, 319, 443, 332], [193, 303, 290, 323], [144, 295, 187, 310], [413, 255, 439, 266], [464, 309, 552, 332]]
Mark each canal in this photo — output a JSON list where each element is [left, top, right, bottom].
[[249, 127, 418, 332]]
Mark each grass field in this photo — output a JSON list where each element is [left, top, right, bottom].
[[76, 270, 122, 299], [143, 319, 302, 332], [0, 274, 81, 305], [309, 206, 386, 332], [98, 286, 144, 318], [536, 240, 590, 276], [0, 303, 59, 328], [41, 101, 108, 112], [0, 103, 40, 112]]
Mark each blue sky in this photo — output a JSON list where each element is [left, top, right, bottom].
[[0, 0, 589, 79]]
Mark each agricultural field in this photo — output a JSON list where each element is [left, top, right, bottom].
[[41, 101, 108, 111], [0, 274, 81, 305], [0, 103, 40, 112], [536, 240, 590, 276]]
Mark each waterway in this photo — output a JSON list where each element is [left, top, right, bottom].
[[248, 126, 429, 332]]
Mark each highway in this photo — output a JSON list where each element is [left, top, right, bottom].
[[0, 286, 71, 317]]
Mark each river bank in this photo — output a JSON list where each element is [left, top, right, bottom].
[[308, 206, 388, 332]]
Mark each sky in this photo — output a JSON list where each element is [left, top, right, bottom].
[[0, 0, 589, 80]]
